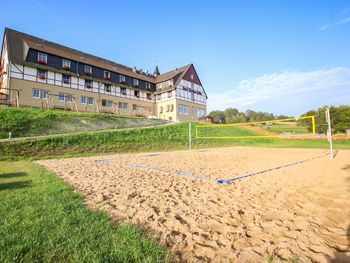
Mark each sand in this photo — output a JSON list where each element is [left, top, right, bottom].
[[37, 147, 350, 262]]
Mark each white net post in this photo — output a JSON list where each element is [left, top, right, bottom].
[[189, 122, 192, 150], [326, 107, 334, 159]]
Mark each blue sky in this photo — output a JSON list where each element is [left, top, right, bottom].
[[1, 0, 350, 116]]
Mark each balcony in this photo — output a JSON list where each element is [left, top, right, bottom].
[[38, 59, 46, 65]]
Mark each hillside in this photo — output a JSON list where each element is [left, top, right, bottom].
[[0, 108, 167, 139]]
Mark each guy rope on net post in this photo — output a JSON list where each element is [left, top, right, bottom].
[[326, 107, 334, 159]]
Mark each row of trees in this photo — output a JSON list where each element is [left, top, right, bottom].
[[208, 108, 291, 123], [208, 105, 350, 134], [299, 105, 350, 134]]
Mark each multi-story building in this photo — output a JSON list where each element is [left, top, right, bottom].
[[0, 28, 207, 122]]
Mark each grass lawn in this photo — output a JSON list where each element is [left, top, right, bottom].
[[0, 161, 169, 262]]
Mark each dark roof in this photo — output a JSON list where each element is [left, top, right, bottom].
[[153, 65, 160, 76], [3, 28, 195, 85]]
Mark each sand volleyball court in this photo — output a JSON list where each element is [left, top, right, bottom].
[[38, 147, 350, 262]]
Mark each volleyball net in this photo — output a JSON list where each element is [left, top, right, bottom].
[[195, 116, 316, 139]]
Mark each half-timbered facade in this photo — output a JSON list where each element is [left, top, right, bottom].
[[0, 28, 207, 121]]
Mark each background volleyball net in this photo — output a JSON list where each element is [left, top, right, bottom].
[[195, 116, 316, 139]]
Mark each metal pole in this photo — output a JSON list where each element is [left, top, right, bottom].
[[326, 107, 334, 159], [189, 121, 192, 150]]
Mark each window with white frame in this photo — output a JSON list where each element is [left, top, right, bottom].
[[37, 69, 47, 79], [119, 75, 126, 83], [88, 97, 94, 105], [58, 93, 65, 102], [146, 82, 151, 90], [104, 71, 110, 80], [43, 90, 50, 99], [66, 94, 73, 103], [134, 90, 140, 98], [120, 87, 126, 95], [84, 65, 92, 75], [167, 91, 172, 98], [160, 106, 163, 113], [37, 52, 47, 64], [106, 100, 113, 108], [62, 74, 70, 84], [118, 102, 128, 109], [179, 105, 189, 115], [32, 88, 40, 99], [170, 104, 174, 112], [85, 79, 92, 88], [81, 96, 86, 104], [147, 93, 152, 100], [197, 108, 205, 118], [133, 79, 139, 86], [191, 74, 194, 80], [105, 84, 111, 92], [62, 59, 71, 69]]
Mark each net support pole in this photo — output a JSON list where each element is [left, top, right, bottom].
[[188, 121, 192, 150], [326, 107, 334, 159]]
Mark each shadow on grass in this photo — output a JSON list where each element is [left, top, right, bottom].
[[0, 172, 27, 179], [0, 180, 32, 191]]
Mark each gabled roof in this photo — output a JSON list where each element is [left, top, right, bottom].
[[3, 28, 205, 91]]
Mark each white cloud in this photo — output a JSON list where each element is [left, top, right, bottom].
[[207, 67, 350, 116], [319, 7, 350, 31]]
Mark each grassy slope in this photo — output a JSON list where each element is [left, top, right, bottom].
[[0, 108, 167, 139], [0, 161, 168, 262], [1, 122, 349, 160]]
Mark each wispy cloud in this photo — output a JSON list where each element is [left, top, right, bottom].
[[207, 67, 350, 116], [319, 7, 350, 31]]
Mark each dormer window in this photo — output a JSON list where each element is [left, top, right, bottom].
[[146, 83, 151, 90], [62, 59, 71, 70], [84, 65, 92, 75], [119, 75, 126, 83], [104, 71, 111, 80], [133, 79, 139, 86], [37, 52, 47, 64]]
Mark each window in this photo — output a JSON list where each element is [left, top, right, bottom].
[[104, 71, 110, 80], [118, 102, 128, 109], [134, 90, 140, 98], [191, 74, 194, 80], [62, 59, 71, 70], [160, 106, 163, 113], [102, 99, 107, 107], [179, 105, 189, 115], [58, 93, 65, 102], [167, 91, 172, 98], [191, 93, 195, 101], [170, 104, 174, 112], [197, 108, 205, 118], [67, 94, 73, 103], [84, 65, 92, 75], [38, 52, 47, 64], [132, 104, 137, 111], [120, 87, 126, 95], [146, 83, 151, 90], [88, 97, 94, 105], [119, 75, 126, 83], [106, 100, 113, 108], [37, 69, 47, 79], [166, 105, 170, 112], [62, 74, 70, 84], [133, 79, 139, 86], [85, 79, 92, 89], [43, 90, 50, 99], [105, 84, 111, 92], [147, 93, 152, 100], [81, 96, 87, 104], [32, 88, 40, 99]]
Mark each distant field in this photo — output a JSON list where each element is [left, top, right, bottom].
[[196, 124, 260, 138], [0, 108, 167, 139]]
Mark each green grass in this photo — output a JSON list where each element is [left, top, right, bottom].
[[1, 122, 349, 161], [197, 124, 260, 137], [0, 161, 169, 262], [0, 107, 167, 139], [261, 124, 309, 134]]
